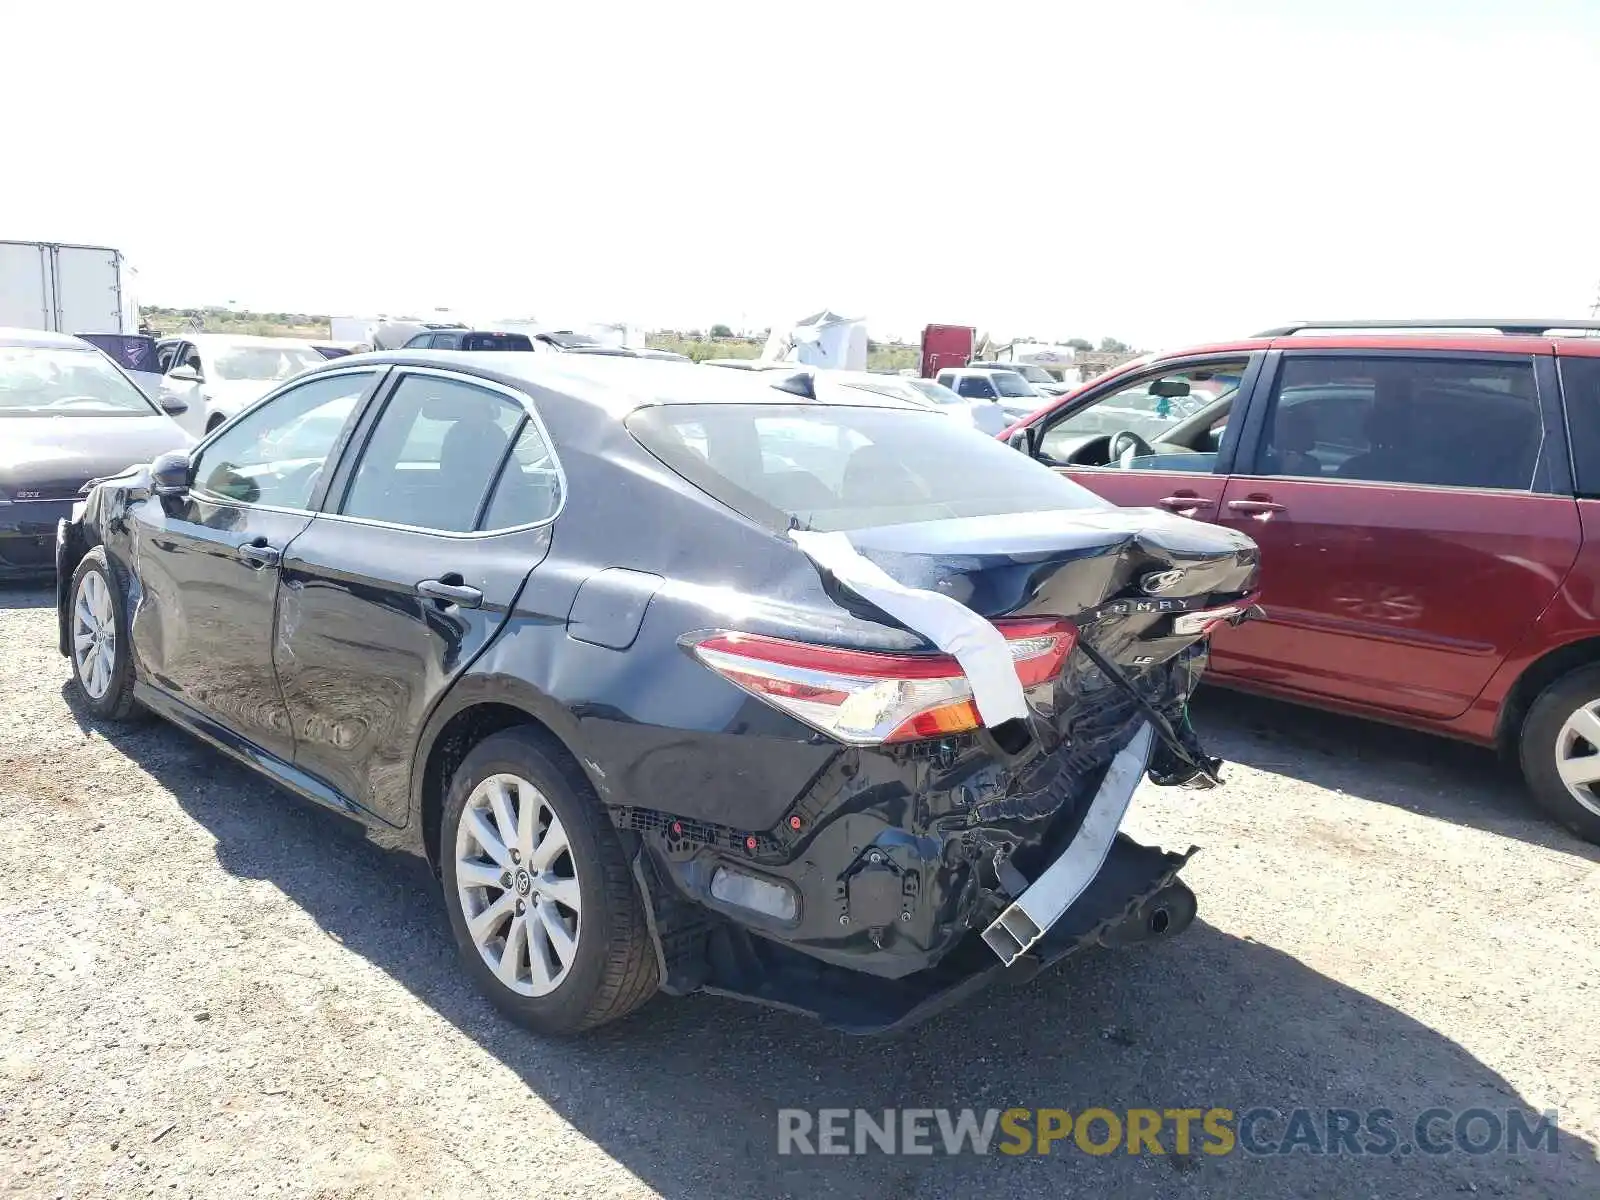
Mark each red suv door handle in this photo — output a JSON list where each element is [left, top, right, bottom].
[[1227, 498, 1286, 515], [1158, 495, 1214, 513]]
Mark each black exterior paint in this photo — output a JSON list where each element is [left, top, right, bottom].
[[57, 350, 1259, 1030]]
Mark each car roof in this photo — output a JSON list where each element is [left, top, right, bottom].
[[0, 326, 95, 350], [179, 333, 326, 349], [323, 350, 922, 419]]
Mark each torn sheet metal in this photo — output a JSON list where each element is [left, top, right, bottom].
[[789, 528, 1028, 727], [981, 721, 1154, 965]]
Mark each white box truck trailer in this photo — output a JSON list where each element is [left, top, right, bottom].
[[0, 240, 137, 335]]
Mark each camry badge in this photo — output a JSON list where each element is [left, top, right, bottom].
[[1140, 568, 1186, 595]]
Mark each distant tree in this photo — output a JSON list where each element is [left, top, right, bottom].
[[1099, 337, 1132, 353], [1066, 338, 1094, 352], [709, 323, 733, 339]]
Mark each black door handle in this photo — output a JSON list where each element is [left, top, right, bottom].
[[238, 539, 281, 567], [417, 578, 483, 609]]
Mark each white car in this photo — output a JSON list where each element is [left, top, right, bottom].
[[805, 370, 1024, 436], [155, 334, 328, 433]]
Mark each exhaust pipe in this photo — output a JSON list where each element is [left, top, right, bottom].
[[1098, 879, 1197, 949]]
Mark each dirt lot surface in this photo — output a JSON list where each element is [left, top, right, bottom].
[[2, 580, 1597, 1198]]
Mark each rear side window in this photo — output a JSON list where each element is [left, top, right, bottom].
[[627, 403, 1105, 532], [1559, 356, 1600, 496], [341, 374, 525, 532], [1254, 355, 1544, 491], [461, 332, 534, 351], [481, 421, 563, 528]]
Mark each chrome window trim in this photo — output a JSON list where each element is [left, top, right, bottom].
[[320, 364, 567, 538]]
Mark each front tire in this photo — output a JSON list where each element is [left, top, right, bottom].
[[67, 547, 138, 721], [1520, 665, 1600, 843], [440, 728, 659, 1034]]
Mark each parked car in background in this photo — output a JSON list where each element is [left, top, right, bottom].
[[808, 370, 1016, 435], [934, 367, 1041, 423], [0, 328, 191, 577], [56, 352, 1257, 1035], [155, 334, 327, 433], [970, 360, 1071, 396], [999, 318, 1600, 843], [401, 329, 536, 352]]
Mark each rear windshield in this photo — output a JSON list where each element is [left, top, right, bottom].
[[462, 333, 534, 351], [627, 402, 1105, 532]]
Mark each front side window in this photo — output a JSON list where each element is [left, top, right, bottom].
[[1038, 360, 1245, 467], [628, 402, 1106, 533], [956, 375, 997, 400], [0, 346, 160, 417], [193, 371, 375, 508], [341, 374, 526, 532], [1254, 356, 1542, 490]]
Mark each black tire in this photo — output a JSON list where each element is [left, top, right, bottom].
[[439, 728, 659, 1034], [1520, 664, 1600, 844], [66, 547, 139, 721]]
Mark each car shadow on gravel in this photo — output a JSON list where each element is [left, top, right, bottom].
[[1190, 687, 1600, 860], [0, 582, 55, 610], [58, 686, 1600, 1200]]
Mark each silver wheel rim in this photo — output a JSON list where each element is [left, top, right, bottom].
[[454, 773, 581, 997], [1555, 700, 1600, 817], [72, 570, 116, 701]]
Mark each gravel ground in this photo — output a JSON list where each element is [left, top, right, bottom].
[[2, 579, 1597, 1199]]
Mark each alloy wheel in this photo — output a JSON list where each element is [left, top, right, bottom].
[[73, 571, 116, 700], [1554, 700, 1600, 817], [453, 773, 582, 996]]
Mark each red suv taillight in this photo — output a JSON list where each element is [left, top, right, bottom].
[[688, 619, 1077, 745]]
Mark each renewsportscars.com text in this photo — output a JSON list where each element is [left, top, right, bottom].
[[777, 1106, 1560, 1157]]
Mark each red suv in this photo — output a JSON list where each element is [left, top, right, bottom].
[[1001, 319, 1600, 843]]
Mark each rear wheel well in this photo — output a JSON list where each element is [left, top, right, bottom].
[[1498, 637, 1600, 755], [419, 702, 586, 873]]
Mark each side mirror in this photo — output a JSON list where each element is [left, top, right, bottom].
[[167, 366, 202, 384], [1007, 426, 1036, 456], [159, 392, 189, 416], [151, 449, 193, 498], [1150, 379, 1191, 398]]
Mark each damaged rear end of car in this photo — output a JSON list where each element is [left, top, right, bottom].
[[608, 394, 1259, 1033]]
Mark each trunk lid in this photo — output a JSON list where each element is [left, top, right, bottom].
[[839, 505, 1258, 621]]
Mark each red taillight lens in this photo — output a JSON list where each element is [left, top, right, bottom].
[[689, 619, 1077, 745]]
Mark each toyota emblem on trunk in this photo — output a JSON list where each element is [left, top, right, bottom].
[[1140, 568, 1186, 595]]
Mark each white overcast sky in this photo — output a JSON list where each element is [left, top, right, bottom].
[[4, 0, 1598, 348]]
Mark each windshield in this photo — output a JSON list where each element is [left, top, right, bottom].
[[992, 372, 1037, 398], [907, 379, 965, 406], [0, 346, 158, 417], [1014, 364, 1055, 384], [628, 403, 1104, 533], [210, 344, 325, 382]]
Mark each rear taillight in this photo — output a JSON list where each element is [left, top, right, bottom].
[[688, 619, 1077, 745]]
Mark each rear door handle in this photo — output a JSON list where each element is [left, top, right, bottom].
[[238, 539, 281, 567], [417, 578, 483, 609], [1158, 495, 1215, 512], [1226, 499, 1287, 515]]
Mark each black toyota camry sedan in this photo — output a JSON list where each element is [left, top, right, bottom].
[[56, 351, 1259, 1035]]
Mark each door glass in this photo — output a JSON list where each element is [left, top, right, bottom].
[[956, 376, 995, 399], [192, 371, 375, 509], [1255, 356, 1543, 489], [1038, 360, 1246, 469], [480, 420, 564, 529], [1558, 356, 1600, 496], [341, 374, 524, 532]]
